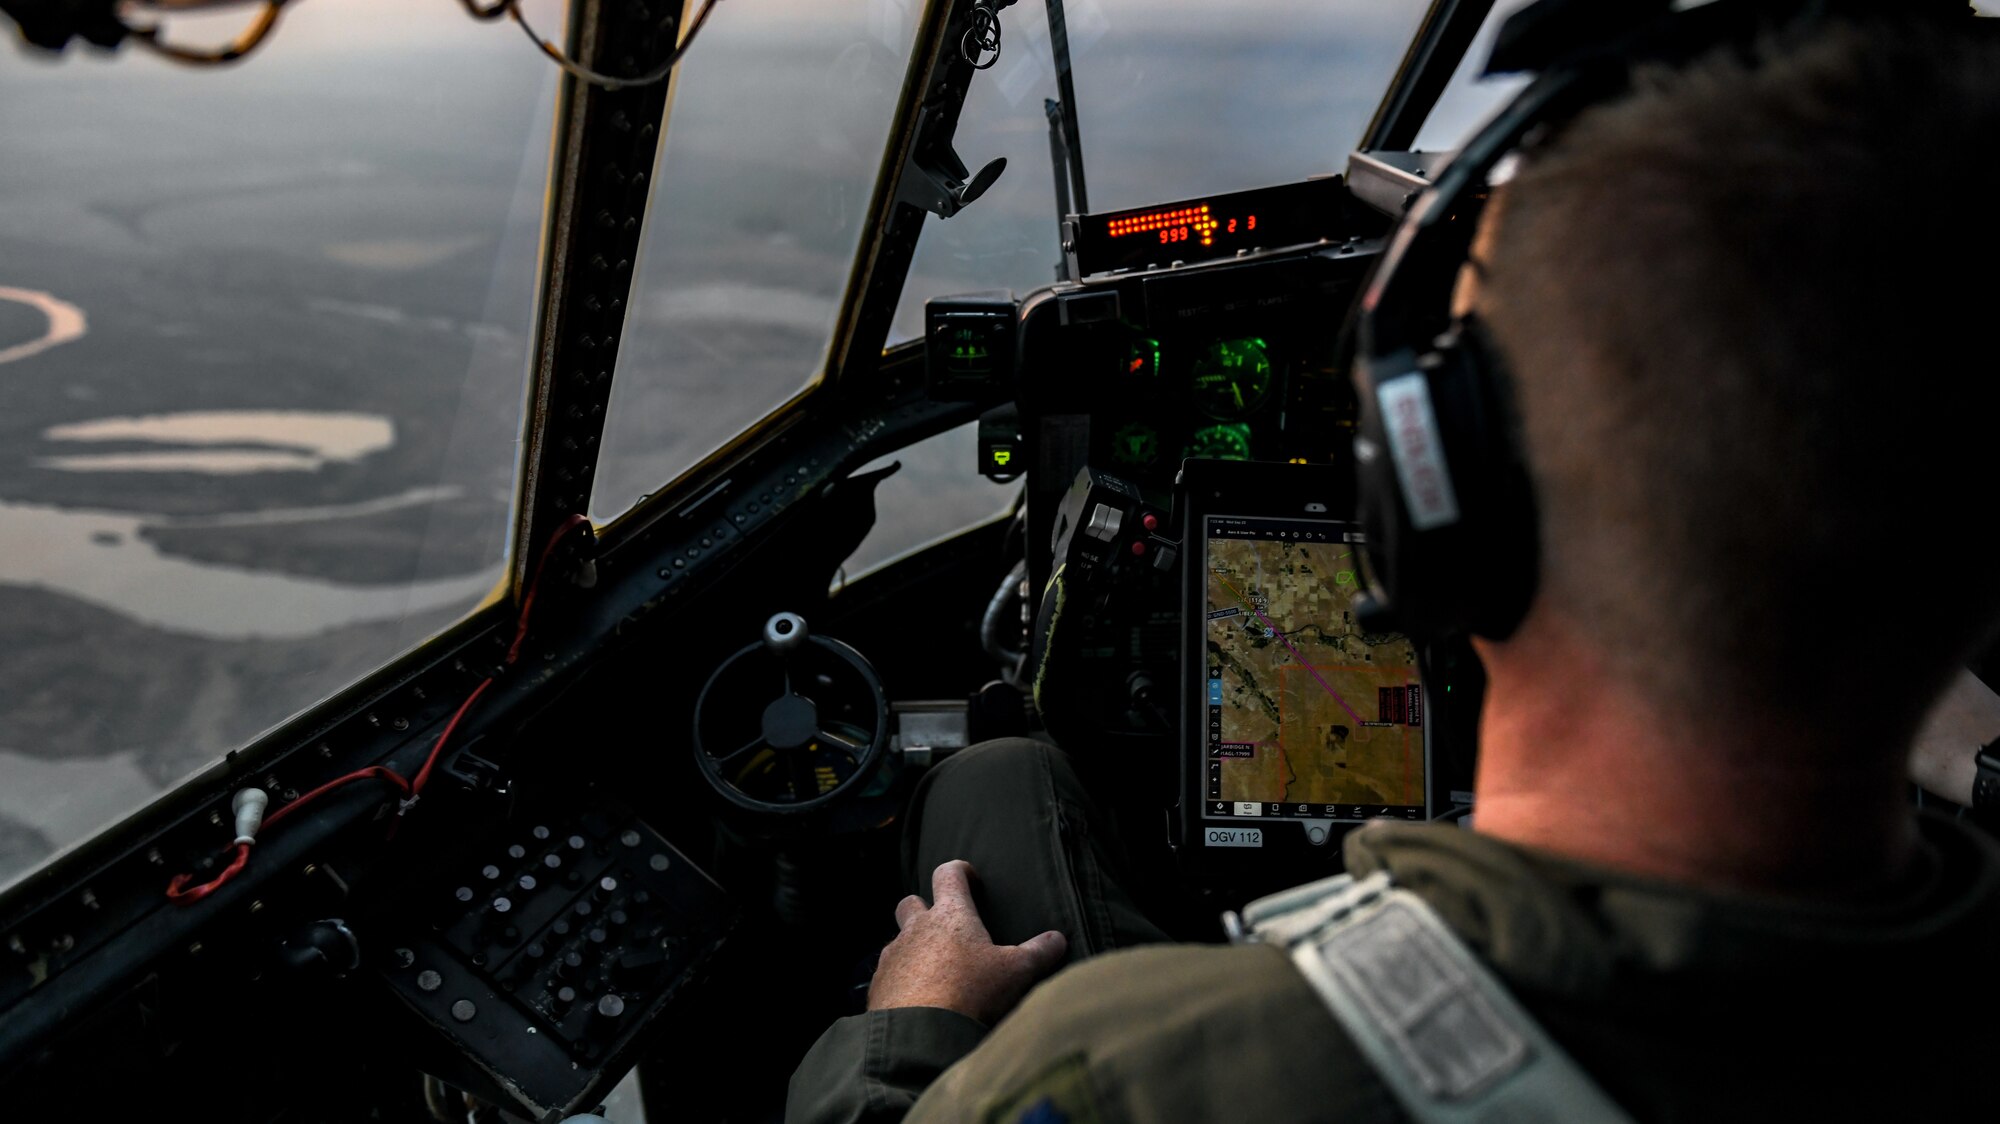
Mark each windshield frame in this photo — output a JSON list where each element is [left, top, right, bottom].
[[589, 0, 997, 542], [1361, 0, 1496, 152]]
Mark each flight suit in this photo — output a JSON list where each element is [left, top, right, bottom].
[[788, 739, 2000, 1123]]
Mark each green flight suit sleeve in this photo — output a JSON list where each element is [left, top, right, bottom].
[[787, 1007, 990, 1124], [904, 944, 1403, 1124]]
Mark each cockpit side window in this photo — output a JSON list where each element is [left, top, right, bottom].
[[0, 1, 563, 889], [1409, 0, 1535, 153]]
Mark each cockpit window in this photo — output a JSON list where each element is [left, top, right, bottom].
[[1411, 0, 1536, 152], [0, 2, 560, 888], [889, 0, 1436, 340], [590, 1, 921, 521]]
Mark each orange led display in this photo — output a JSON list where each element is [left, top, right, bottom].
[[1108, 201, 1250, 250], [1073, 180, 1339, 277], [1109, 203, 1216, 239]]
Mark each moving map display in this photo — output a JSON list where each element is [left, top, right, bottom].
[[1202, 517, 1426, 822]]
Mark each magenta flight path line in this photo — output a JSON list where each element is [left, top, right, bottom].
[[1214, 573, 1364, 726]]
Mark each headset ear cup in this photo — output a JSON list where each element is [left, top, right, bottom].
[[1452, 318, 1540, 638], [1352, 351, 1421, 632], [1351, 322, 1539, 641]]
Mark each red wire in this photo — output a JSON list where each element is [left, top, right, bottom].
[[164, 515, 590, 905], [261, 765, 412, 833], [165, 841, 250, 905], [409, 677, 494, 797], [507, 514, 589, 665]]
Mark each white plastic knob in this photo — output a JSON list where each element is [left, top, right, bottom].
[[232, 788, 269, 846]]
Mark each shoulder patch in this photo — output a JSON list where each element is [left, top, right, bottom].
[[983, 1053, 1110, 1124]]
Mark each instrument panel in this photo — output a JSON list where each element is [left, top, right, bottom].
[[984, 188, 1393, 748], [1106, 333, 1274, 468], [1016, 236, 1389, 600]]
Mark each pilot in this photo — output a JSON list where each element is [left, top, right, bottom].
[[790, 13, 2000, 1123]]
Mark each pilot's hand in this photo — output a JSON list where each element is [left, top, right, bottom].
[[867, 859, 1068, 1025], [1909, 668, 2000, 806]]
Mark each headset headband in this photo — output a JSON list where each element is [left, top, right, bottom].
[[1348, 0, 1967, 641]]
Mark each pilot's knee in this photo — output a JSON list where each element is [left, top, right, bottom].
[[923, 737, 1061, 805], [932, 736, 1055, 781]]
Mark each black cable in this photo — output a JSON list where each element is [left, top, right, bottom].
[[981, 559, 1029, 673], [510, 0, 723, 91], [129, 0, 289, 66], [457, 0, 516, 21]]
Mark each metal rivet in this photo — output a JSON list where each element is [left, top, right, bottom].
[[417, 970, 442, 992], [451, 1000, 477, 1023]]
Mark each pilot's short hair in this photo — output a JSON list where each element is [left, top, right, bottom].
[[1481, 17, 2000, 745]]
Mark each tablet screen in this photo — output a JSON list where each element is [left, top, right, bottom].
[[1201, 516, 1427, 823]]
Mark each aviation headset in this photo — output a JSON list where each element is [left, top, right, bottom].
[[1349, 0, 1969, 642]]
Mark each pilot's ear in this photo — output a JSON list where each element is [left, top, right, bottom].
[[1452, 193, 1507, 320]]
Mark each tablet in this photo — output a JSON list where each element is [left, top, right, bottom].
[[1178, 461, 1430, 873]]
